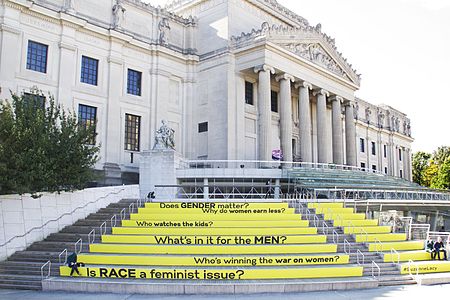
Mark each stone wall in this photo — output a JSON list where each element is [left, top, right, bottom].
[[0, 185, 139, 261]]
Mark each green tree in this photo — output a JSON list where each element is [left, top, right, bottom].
[[432, 146, 450, 165], [0, 90, 99, 195], [431, 157, 450, 190], [412, 151, 431, 186]]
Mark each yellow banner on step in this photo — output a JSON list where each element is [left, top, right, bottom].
[[333, 219, 378, 227], [77, 253, 349, 266], [89, 243, 337, 254], [400, 261, 450, 274], [344, 226, 391, 234], [122, 219, 310, 228], [307, 203, 344, 209], [145, 202, 289, 210], [60, 265, 362, 280], [367, 241, 424, 252], [314, 207, 354, 214], [383, 250, 432, 262], [101, 234, 327, 245], [354, 233, 406, 243], [138, 207, 295, 215], [323, 213, 366, 221], [111, 227, 317, 236], [130, 213, 301, 221]]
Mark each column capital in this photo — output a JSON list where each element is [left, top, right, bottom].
[[295, 81, 313, 90], [329, 95, 344, 103], [275, 73, 295, 82], [313, 88, 329, 97], [254, 64, 275, 74], [343, 99, 356, 107]]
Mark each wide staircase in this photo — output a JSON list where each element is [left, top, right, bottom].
[[1, 199, 449, 293], [0, 198, 137, 290], [289, 167, 423, 191]]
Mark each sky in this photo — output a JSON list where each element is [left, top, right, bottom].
[[146, 0, 450, 153]]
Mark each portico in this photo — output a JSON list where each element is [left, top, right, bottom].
[[234, 22, 360, 166], [252, 64, 357, 166]]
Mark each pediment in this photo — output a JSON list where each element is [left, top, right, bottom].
[[231, 23, 361, 86], [280, 42, 352, 82]]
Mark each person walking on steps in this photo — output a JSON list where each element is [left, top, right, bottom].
[[67, 252, 82, 276]]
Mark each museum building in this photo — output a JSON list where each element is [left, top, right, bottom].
[[0, 0, 413, 183]]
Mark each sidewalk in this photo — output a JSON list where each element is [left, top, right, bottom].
[[1, 284, 450, 300]]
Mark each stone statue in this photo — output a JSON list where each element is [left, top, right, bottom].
[[315, 23, 322, 32], [153, 120, 175, 150], [365, 107, 372, 124], [261, 22, 270, 34], [112, 0, 126, 29], [158, 18, 171, 46]]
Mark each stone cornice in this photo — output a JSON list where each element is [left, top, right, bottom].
[[6, 0, 198, 59], [0, 23, 21, 35], [230, 22, 361, 86]]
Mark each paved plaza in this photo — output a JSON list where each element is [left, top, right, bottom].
[[1, 284, 450, 300]]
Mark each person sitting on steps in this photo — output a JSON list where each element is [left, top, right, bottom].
[[433, 237, 448, 261], [425, 238, 435, 259]]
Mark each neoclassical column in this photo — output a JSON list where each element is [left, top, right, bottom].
[[330, 96, 344, 165], [314, 89, 330, 164], [344, 101, 357, 166], [296, 81, 313, 162], [276, 73, 295, 162], [254, 64, 275, 161]]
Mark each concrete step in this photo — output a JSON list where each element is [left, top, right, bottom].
[[0, 283, 41, 290]]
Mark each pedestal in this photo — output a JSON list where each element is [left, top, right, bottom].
[[139, 149, 183, 199]]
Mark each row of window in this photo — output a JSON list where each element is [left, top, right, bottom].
[[359, 138, 403, 161], [26, 40, 142, 96], [245, 81, 279, 113], [78, 104, 141, 151], [360, 162, 404, 178]]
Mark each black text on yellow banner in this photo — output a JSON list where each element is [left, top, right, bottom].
[[101, 234, 327, 245], [78, 254, 349, 266], [60, 266, 363, 280]]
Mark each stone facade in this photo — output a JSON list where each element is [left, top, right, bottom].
[[0, 0, 413, 182]]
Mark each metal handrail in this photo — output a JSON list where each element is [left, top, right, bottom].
[[343, 238, 351, 254], [322, 221, 330, 235], [360, 228, 369, 243], [0, 187, 130, 249], [371, 261, 381, 279], [58, 248, 67, 265], [408, 259, 419, 277], [88, 229, 95, 244], [179, 159, 387, 176], [74, 238, 82, 254], [100, 221, 107, 235], [40, 260, 51, 280], [129, 203, 135, 214], [375, 238, 383, 254], [391, 248, 400, 264], [332, 230, 339, 244], [111, 215, 117, 228], [120, 208, 126, 221], [356, 249, 365, 265], [313, 215, 320, 228]]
